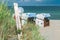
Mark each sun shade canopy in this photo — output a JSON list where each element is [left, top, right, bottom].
[[41, 13, 51, 18], [27, 13, 36, 17]]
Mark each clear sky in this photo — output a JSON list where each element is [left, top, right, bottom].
[[2, 0, 60, 6]]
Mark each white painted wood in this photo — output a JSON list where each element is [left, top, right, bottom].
[[35, 14, 44, 28], [21, 13, 28, 25], [36, 19, 44, 28], [14, 3, 22, 40]]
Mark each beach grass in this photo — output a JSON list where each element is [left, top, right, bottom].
[[22, 22, 44, 40], [0, 3, 16, 40], [0, 3, 44, 40]]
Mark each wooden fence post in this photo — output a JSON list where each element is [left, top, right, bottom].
[[14, 3, 22, 40]]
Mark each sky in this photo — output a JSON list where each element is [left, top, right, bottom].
[[1, 0, 60, 6]]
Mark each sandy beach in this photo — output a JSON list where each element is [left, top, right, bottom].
[[40, 20, 60, 40]]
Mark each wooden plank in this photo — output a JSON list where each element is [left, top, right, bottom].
[[14, 3, 22, 40]]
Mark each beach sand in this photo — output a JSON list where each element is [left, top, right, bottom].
[[40, 20, 60, 40]]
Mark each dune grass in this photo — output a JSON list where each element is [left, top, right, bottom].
[[22, 22, 44, 40], [0, 3, 16, 40], [0, 2, 44, 40]]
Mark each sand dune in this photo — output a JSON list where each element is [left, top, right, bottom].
[[40, 20, 60, 40]]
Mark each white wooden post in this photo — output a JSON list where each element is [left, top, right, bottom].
[[14, 3, 22, 40]]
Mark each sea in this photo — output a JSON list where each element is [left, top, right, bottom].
[[9, 6, 60, 20]]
